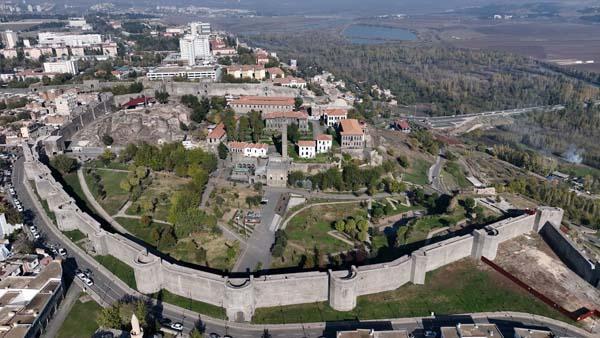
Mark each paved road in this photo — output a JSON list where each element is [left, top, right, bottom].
[[428, 150, 448, 194], [233, 189, 283, 272]]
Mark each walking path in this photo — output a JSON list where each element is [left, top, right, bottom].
[[41, 283, 82, 338], [76, 168, 132, 235], [280, 200, 362, 229]]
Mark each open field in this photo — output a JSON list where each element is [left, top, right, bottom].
[[56, 295, 102, 338], [114, 217, 239, 270], [271, 203, 365, 268], [150, 289, 226, 319], [253, 258, 573, 324], [126, 171, 190, 221], [84, 169, 130, 216]]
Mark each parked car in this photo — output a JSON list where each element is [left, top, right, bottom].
[[209, 333, 220, 338], [76, 269, 86, 279], [58, 248, 67, 257], [84, 278, 94, 286], [33, 233, 40, 240], [170, 322, 183, 331]]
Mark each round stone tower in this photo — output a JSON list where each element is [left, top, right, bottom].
[[328, 266, 358, 311]]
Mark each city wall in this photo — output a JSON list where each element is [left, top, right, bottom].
[[21, 144, 566, 322], [143, 81, 301, 98], [539, 222, 600, 288]]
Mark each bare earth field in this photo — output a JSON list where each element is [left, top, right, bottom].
[[494, 234, 600, 330]]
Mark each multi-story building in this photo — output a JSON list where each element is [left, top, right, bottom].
[[324, 108, 348, 127], [228, 141, 268, 158], [339, 119, 364, 149], [297, 140, 316, 159], [55, 93, 77, 115], [146, 66, 217, 81], [266, 67, 285, 79], [0, 48, 17, 59], [102, 42, 118, 57], [190, 22, 211, 35], [38, 32, 102, 47], [264, 111, 309, 132], [225, 65, 265, 80], [1, 30, 17, 49], [0, 260, 63, 338], [230, 96, 295, 114], [43, 60, 79, 75], [316, 134, 333, 153], [179, 34, 210, 65]]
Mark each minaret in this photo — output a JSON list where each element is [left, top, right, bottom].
[[281, 126, 288, 159], [130, 314, 144, 338]]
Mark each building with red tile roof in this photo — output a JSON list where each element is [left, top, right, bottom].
[[207, 123, 227, 146], [264, 111, 309, 131], [230, 96, 295, 114], [340, 119, 364, 149]]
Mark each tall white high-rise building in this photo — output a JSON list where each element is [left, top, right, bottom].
[[179, 34, 210, 66], [2, 30, 18, 49], [189, 22, 211, 36]]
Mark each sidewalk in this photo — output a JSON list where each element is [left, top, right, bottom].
[[42, 283, 82, 338]]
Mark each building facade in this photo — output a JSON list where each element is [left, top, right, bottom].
[[146, 66, 217, 81], [325, 108, 348, 127], [263, 111, 309, 132], [229, 96, 295, 114], [43, 60, 79, 75], [298, 140, 316, 159], [339, 119, 364, 149], [316, 134, 333, 153]]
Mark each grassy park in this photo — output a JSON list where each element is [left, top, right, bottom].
[[403, 158, 431, 185], [271, 203, 365, 269], [56, 295, 102, 338]]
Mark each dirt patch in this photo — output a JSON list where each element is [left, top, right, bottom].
[[494, 234, 600, 329]]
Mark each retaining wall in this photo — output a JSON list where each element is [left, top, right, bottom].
[[539, 222, 600, 288], [21, 144, 566, 321]]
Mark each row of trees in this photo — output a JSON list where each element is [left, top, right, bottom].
[[334, 216, 370, 242], [249, 32, 599, 115]]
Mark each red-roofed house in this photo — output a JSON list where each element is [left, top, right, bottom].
[[228, 141, 269, 158], [297, 140, 316, 159], [324, 108, 348, 127], [122, 96, 155, 109], [340, 119, 364, 149], [264, 111, 309, 132], [273, 76, 307, 89], [265, 67, 284, 79], [256, 51, 270, 65], [393, 119, 411, 133], [316, 134, 333, 153], [207, 123, 227, 146]]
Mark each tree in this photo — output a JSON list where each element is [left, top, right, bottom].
[[159, 226, 177, 248], [218, 142, 229, 160], [357, 219, 369, 233], [140, 215, 152, 226], [119, 179, 132, 192], [150, 227, 161, 243], [50, 154, 77, 174], [463, 197, 476, 212], [155, 90, 169, 104], [99, 149, 116, 165], [287, 123, 300, 143], [334, 220, 346, 232], [102, 133, 114, 146], [97, 304, 122, 329], [294, 96, 303, 110]]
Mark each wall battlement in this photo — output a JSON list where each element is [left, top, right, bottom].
[[21, 144, 564, 322]]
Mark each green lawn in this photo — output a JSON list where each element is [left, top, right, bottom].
[[114, 217, 162, 244], [94, 255, 137, 289], [56, 295, 102, 338], [402, 206, 466, 244], [84, 169, 130, 215], [252, 259, 573, 324], [403, 158, 431, 185], [444, 161, 471, 188], [150, 289, 226, 319], [62, 229, 86, 242], [272, 203, 365, 268]]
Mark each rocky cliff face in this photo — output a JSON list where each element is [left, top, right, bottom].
[[72, 104, 191, 146]]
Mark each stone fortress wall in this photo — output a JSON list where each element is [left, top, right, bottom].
[[22, 144, 566, 322]]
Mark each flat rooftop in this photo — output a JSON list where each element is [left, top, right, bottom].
[[441, 324, 504, 338]]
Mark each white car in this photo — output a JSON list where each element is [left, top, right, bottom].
[[84, 278, 94, 286], [58, 248, 67, 257], [16, 206, 23, 212], [76, 270, 86, 279], [170, 322, 183, 331], [33, 233, 40, 240], [29, 226, 37, 233]]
